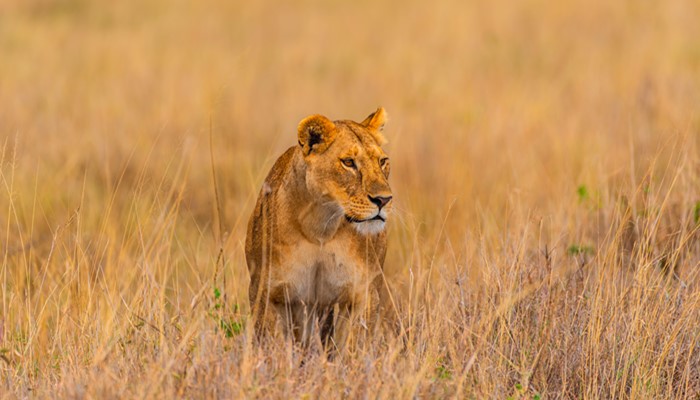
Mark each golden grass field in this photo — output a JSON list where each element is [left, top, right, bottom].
[[1, 0, 700, 398]]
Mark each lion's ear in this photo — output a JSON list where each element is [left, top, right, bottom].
[[298, 114, 337, 155], [362, 107, 387, 131], [361, 107, 388, 145]]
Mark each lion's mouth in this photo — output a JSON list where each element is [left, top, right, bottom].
[[345, 214, 385, 223]]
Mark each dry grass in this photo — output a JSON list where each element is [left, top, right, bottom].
[[1, 0, 700, 398]]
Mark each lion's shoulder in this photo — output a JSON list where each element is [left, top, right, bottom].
[[263, 145, 299, 192]]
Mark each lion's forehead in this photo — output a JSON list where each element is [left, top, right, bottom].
[[342, 143, 382, 159], [364, 144, 383, 158], [335, 123, 385, 156], [338, 141, 383, 162]]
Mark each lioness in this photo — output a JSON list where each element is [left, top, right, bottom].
[[245, 107, 393, 348]]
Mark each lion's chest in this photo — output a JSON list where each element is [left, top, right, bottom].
[[277, 240, 369, 307]]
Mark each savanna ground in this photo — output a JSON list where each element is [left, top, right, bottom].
[[1, 0, 700, 398]]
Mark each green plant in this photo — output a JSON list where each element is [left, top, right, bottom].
[[209, 287, 244, 338], [567, 244, 594, 257], [576, 185, 589, 202], [435, 362, 452, 380]]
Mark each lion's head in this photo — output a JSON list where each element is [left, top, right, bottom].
[[297, 107, 393, 235]]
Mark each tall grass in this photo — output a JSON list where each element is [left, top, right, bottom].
[[1, 0, 699, 398]]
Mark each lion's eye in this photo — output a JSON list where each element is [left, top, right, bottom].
[[341, 158, 356, 169]]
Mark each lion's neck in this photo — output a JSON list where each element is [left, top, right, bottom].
[[298, 199, 343, 244], [288, 150, 344, 244]]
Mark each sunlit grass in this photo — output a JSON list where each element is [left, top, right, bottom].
[[1, 0, 699, 398]]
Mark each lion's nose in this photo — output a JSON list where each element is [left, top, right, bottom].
[[368, 195, 392, 210]]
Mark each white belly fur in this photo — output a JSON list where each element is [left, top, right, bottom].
[[275, 240, 372, 307]]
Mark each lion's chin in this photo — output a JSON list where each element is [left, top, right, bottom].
[[351, 219, 386, 235]]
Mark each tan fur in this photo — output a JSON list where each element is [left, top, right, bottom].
[[245, 107, 393, 348]]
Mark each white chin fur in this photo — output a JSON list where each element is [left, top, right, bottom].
[[352, 220, 386, 235]]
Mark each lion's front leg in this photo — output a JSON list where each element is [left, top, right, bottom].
[[274, 301, 314, 344], [265, 283, 321, 347], [327, 303, 353, 353], [329, 284, 385, 353]]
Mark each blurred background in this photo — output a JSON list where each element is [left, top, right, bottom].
[[1, 0, 699, 396]]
